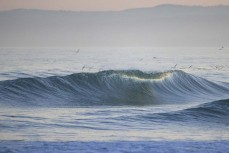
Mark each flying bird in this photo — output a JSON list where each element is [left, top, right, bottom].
[[219, 46, 224, 50], [75, 49, 80, 54], [172, 64, 177, 69]]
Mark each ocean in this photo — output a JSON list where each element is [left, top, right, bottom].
[[0, 47, 229, 153]]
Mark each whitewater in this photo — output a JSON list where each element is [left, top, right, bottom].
[[0, 47, 229, 153]]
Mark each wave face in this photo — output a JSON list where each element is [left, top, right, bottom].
[[0, 70, 228, 107], [179, 99, 229, 125], [143, 99, 229, 125]]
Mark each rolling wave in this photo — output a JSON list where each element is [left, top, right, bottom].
[[0, 70, 228, 107], [142, 99, 229, 125], [178, 99, 229, 124]]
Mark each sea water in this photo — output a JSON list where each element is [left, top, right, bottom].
[[0, 47, 229, 153]]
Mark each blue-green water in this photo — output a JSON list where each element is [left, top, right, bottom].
[[0, 47, 229, 152]]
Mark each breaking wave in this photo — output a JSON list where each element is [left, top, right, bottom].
[[0, 70, 228, 107]]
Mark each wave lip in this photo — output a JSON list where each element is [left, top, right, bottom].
[[0, 70, 228, 107]]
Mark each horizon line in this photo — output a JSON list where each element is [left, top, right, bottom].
[[0, 4, 228, 13]]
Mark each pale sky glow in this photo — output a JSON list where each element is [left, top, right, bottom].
[[0, 0, 229, 11]]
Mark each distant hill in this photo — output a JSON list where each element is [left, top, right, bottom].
[[0, 4, 229, 47]]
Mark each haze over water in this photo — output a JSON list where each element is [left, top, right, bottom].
[[0, 2, 229, 153]]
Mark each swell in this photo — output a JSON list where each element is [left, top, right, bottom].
[[0, 70, 228, 107], [148, 99, 229, 125]]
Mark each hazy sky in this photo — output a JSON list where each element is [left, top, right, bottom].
[[0, 0, 229, 11]]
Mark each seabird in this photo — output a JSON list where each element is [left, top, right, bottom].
[[75, 49, 80, 54], [82, 65, 86, 70], [219, 46, 224, 50], [172, 64, 177, 69]]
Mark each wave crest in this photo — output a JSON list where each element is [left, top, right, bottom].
[[0, 70, 228, 107]]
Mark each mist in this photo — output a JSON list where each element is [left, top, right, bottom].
[[0, 4, 229, 47]]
